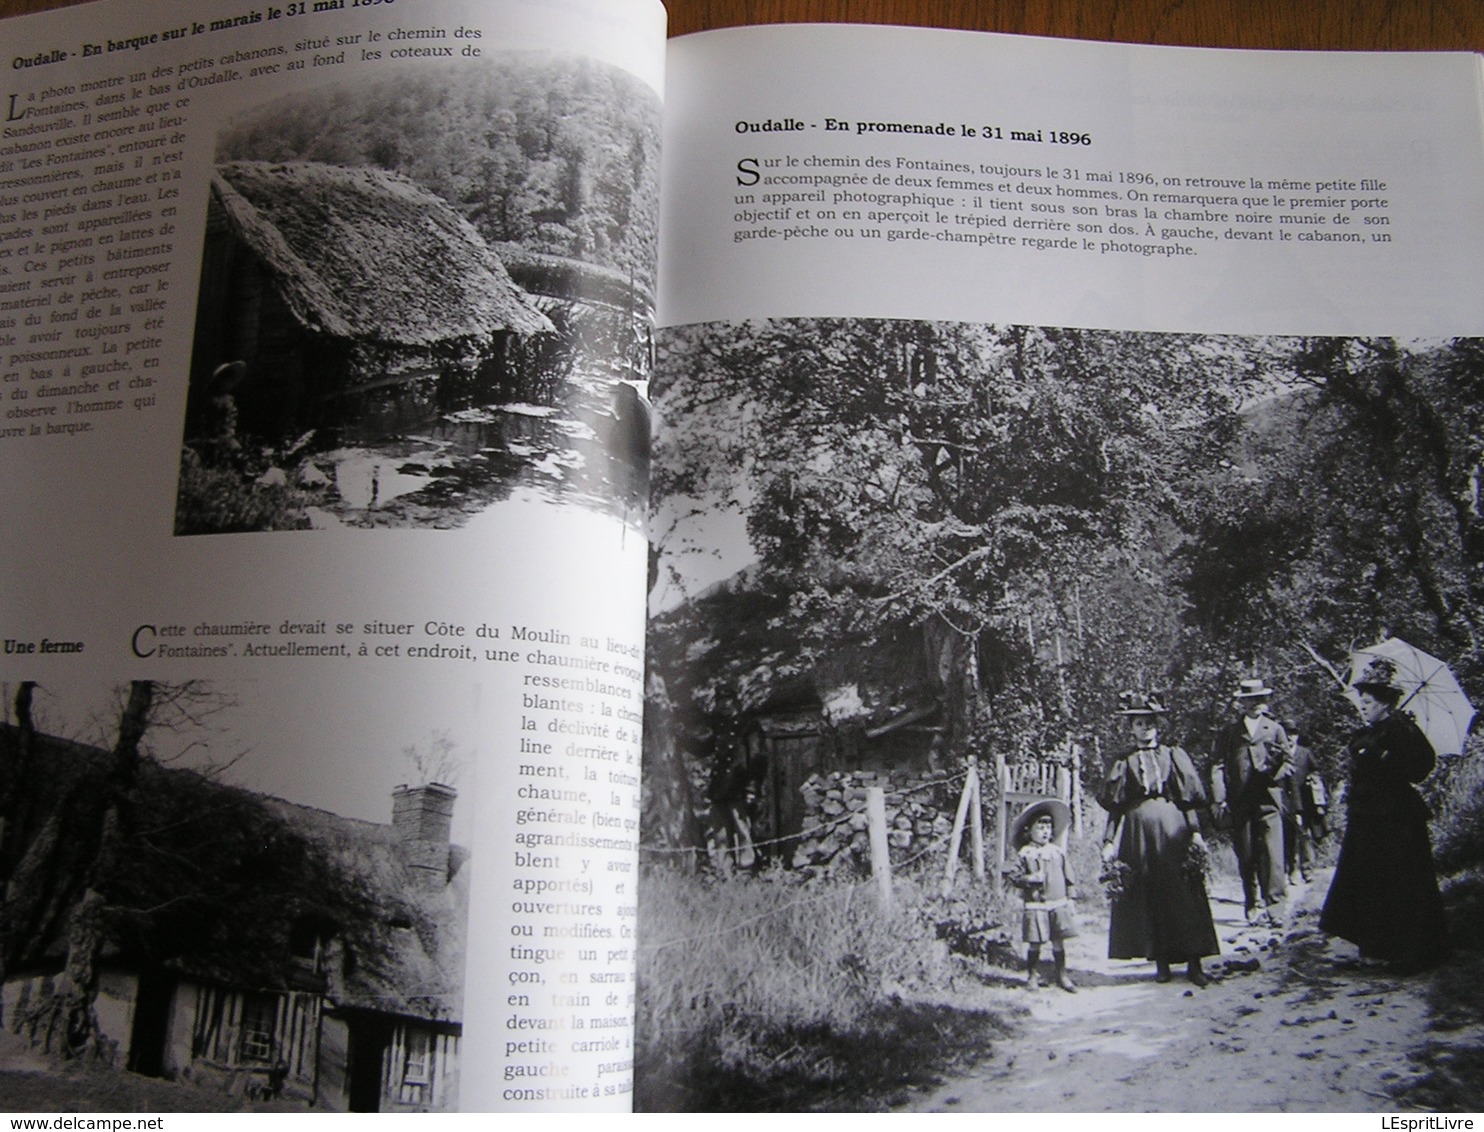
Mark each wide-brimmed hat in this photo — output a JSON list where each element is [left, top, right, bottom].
[[1010, 798, 1072, 847], [1234, 678, 1275, 699], [1115, 690, 1166, 716]]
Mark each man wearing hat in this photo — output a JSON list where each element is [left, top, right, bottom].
[[1210, 677, 1293, 926]]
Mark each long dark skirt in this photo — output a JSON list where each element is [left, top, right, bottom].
[[1108, 796, 1219, 961], [1320, 809, 1447, 968]]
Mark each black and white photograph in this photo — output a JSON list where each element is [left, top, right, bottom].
[[637, 320, 1484, 1112], [0, 678, 476, 1112], [174, 54, 659, 535]]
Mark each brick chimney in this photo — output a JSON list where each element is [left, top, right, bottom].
[[391, 783, 457, 884]]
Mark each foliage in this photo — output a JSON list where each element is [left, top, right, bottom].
[[649, 327, 1484, 875], [217, 54, 661, 295], [650, 319, 1262, 784], [401, 729, 466, 787], [1429, 745, 1484, 874], [635, 866, 1009, 1111], [1174, 337, 1484, 802], [174, 449, 314, 534], [641, 325, 1484, 1109]]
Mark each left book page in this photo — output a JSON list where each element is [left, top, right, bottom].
[[0, 0, 663, 1113]]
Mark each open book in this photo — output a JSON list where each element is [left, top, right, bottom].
[[1, 0, 1482, 1114]]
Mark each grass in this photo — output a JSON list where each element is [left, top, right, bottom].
[[635, 864, 1021, 1111], [174, 448, 316, 534], [0, 1031, 302, 1114], [1429, 748, 1484, 875], [635, 799, 1484, 1113], [637, 998, 1012, 1112]]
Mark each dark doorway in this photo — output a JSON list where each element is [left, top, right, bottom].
[[346, 1017, 393, 1113], [126, 971, 174, 1077]]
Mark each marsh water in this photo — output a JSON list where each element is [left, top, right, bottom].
[[299, 361, 646, 530]]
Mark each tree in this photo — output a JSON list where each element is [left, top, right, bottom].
[[217, 56, 662, 293], [0, 681, 246, 1057], [1173, 338, 1484, 745], [648, 320, 1265, 823], [401, 729, 465, 786], [0, 682, 152, 1055]]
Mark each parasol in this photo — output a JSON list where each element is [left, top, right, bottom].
[[1346, 637, 1477, 757]]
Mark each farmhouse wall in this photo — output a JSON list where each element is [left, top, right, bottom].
[[94, 969, 137, 1064], [163, 979, 197, 1082], [0, 970, 136, 1064], [317, 1014, 353, 1112]]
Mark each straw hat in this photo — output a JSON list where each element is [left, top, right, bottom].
[[1010, 797, 1072, 847], [1234, 677, 1275, 699]]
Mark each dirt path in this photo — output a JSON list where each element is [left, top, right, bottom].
[[904, 868, 1441, 1112]]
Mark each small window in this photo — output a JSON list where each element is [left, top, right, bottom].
[[402, 1029, 430, 1085], [289, 915, 337, 973], [239, 994, 277, 1063]]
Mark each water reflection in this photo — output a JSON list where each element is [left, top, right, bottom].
[[308, 373, 645, 530]]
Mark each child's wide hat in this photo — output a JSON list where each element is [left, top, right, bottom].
[[1010, 797, 1072, 846]]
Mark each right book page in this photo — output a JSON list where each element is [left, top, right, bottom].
[[658, 24, 1484, 332], [640, 23, 1484, 1113]]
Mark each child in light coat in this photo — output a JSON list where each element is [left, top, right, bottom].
[[1009, 799, 1079, 992]]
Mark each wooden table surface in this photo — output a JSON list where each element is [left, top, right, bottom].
[[663, 1, 1484, 51], [1, 0, 1482, 51]]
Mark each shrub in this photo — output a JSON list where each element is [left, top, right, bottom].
[[1430, 744, 1484, 875], [635, 866, 1008, 1110], [174, 449, 314, 534]]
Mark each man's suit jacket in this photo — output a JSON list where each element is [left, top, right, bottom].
[[1211, 713, 1291, 817], [1280, 741, 1317, 817]]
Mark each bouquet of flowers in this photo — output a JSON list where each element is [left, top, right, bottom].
[[1099, 859, 1132, 898], [1182, 836, 1212, 887]]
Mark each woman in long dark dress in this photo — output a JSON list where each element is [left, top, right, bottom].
[[1319, 659, 1449, 972], [1097, 691, 1220, 985]]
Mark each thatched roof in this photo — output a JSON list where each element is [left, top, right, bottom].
[[0, 725, 466, 1025], [212, 160, 553, 346], [650, 569, 941, 730], [493, 242, 652, 315], [260, 795, 467, 1022]]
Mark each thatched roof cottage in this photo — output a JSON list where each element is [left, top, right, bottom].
[[188, 160, 553, 441], [0, 723, 468, 1112], [649, 570, 964, 849]]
